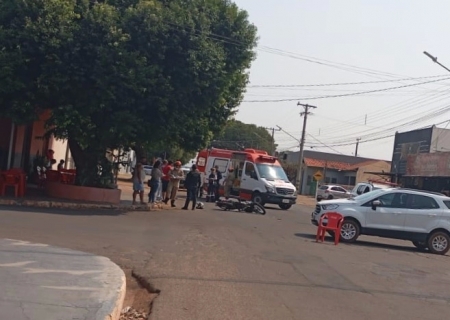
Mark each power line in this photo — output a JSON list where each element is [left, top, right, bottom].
[[247, 75, 450, 88], [311, 104, 450, 145], [306, 133, 344, 155], [317, 97, 450, 141], [308, 118, 450, 148], [243, 76, 450, 102], [164, 21, 435, 83], [315, 87, 450, 136]]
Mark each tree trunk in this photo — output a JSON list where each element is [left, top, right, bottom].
[[68, 138, 102, 187], [132, 144, 148, 165]]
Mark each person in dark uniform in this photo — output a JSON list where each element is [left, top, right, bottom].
[[214, 165, 223, 200], [206, 168, 216, 202], [182, 164, 202, 210]]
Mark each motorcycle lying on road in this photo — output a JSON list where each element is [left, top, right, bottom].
[[215, 197, 266, 215]]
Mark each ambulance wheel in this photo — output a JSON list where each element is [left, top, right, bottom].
[[252, 192, 265, 206]]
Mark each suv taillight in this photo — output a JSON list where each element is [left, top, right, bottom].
[[324, 190, 329, 193]]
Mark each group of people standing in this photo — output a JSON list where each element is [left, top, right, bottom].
[[132, 159, 185, 207], [132, 158, 230, 209]]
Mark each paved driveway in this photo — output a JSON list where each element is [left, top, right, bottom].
[[0, 203, 449, 320]]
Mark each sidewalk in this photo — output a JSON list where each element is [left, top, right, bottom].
[[0, 174, 315, 211], [0, 239, 125, 320], [296, 195, 317, 208], [0, 179, 172, 212]]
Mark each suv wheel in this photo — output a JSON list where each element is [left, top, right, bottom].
[[427, 231, 450, 255], [412, 241, 428, 250], [340, 219, 360, 243]]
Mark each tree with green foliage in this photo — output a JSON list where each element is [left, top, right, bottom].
[[212, 120, 276, 154], [0, 0, 257, 187]]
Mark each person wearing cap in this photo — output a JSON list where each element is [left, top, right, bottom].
[[182, 164, 201, 210], [164, 160, 184, 207], [224, 167, 236, 198], [161, 160, 173, 201]]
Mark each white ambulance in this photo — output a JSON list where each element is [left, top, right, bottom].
[[196, 148, 297, 210]]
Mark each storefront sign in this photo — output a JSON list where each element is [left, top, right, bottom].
[[406, 153, 450, 176]]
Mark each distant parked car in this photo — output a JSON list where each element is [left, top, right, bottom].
[[317, 185, 351, 201], [179, 168, 190, 190], [142, 165, 153, 176], [351, 181, 395, 196]]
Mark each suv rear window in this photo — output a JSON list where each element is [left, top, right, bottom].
[[320, 186, 328, 190], [444, 201, 450, 209]]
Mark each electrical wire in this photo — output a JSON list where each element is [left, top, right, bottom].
[[247, 75, 450, 88], [277, 106, 450, 149], [316, 89, 450, 133], [429, 120, 450, 151], [315, 98, 450, 143], [306, 133, 344, 155], [242, 77, 450, 102], [163, 21, 440, 84], [313, 89, 450, 138], [310, 113, 450, 147]]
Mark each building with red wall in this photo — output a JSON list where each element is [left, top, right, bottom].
[[0, 111, 73, 173]]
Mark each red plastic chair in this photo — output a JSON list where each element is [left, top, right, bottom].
[[1, 173, 20, 197], [316, 212, 344, 245]]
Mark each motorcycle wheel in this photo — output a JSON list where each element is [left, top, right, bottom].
[[252, 203, 266, 215]]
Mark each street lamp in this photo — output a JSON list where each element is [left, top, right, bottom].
[[423, 51, 450, 73]]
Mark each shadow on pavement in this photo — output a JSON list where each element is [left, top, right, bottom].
[[351, 240, 419, 253], [1, 205, 126, 216], [294, 232, 427, 253], [294, 232, 317, 240]]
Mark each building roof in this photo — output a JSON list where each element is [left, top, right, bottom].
[[303, 158, 351, 171], [286, 150, 390, 171], [346, 159, 390, 170]]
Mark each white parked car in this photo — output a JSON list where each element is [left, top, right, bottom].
[[142, 165, 153, 176], [311, 188, 450, 255], [317, 185, 351, 201], [350, 181, 393, 196]]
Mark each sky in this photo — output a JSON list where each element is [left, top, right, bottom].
[[233, 0, 450, 161]]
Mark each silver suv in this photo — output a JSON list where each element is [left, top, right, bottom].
[[311, 188, 450, 255], [317, 185, 350, 201]]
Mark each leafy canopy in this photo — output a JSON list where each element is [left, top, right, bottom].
[[212, 120, 276, 154], [0, 0, 257, 186]]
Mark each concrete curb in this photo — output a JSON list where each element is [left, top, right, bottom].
[[106, 273, 126, 320], [0, 239, 127, 320], [97, 263, 127, 320], [0, 198, 165, 211]]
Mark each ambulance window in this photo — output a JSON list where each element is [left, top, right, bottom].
[[197, 157, 206, 166], [213, 158, 228, 173], [244, 162, 257, 179]]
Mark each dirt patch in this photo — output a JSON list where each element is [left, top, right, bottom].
[[120, 269, 160, 320]]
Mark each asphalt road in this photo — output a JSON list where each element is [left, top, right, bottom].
[[0, 202, 449, 320]]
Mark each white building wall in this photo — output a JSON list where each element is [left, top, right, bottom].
[[431, 127, 450, 153], [50, 138, 74, 169]]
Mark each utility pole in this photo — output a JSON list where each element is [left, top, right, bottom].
[[355, 138, 361, 157], [296, 102, 317, 194], [264, 127, 281, 156], [423, 51, 450, 73]]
